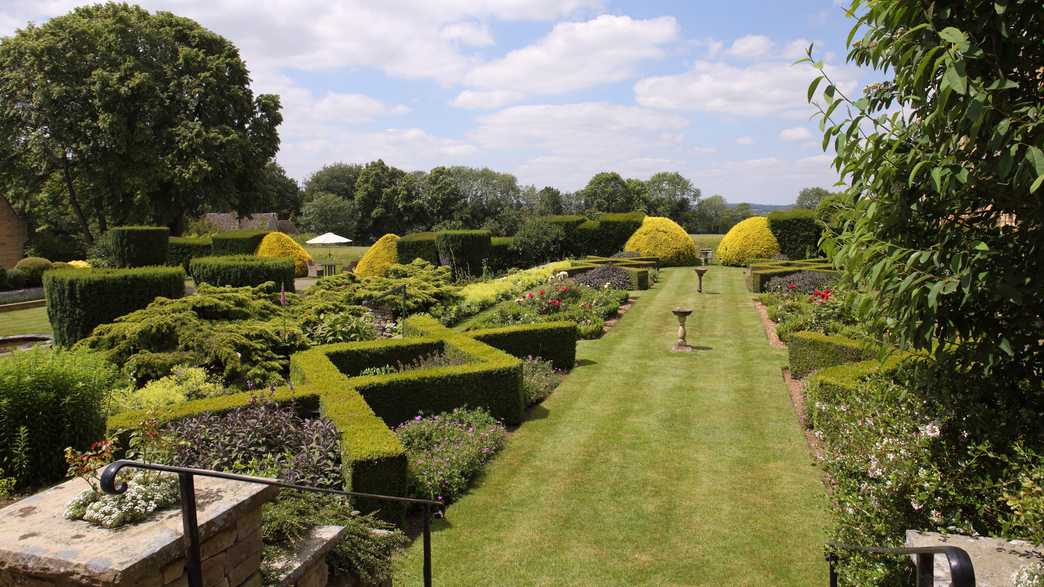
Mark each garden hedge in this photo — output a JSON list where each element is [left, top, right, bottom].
[[716, 216, 781, 266], [0, 347, 118, 487], [468, 321, 578, 370], [788, 331, 874, 378], [188, 255, 295, 291], [804, 353, 914, 427], [109, 225, 170, 267], [748, 258, 836, 292], [167, 236, 212, 270], [541, 215, 587, 255], [210, 229, 270, 256], [624, 216, 698, 266], [44, 267, 186, 346], [396, 232, 439, 266], [256, 231, 313, 277], [767, 210, 822, 260], [13, 256, 52, 287], [108, 312, 554, 516], [575, 212, 645, 257], [488, 236, 515, 273], [435, 230, 492, 278]]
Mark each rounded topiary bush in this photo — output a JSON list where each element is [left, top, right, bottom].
[[355, 234, 399, 277], [109, 225, 170, 267], [716, 216, 781, 266], [256, 232, 313, 277], [44, 267, 186, 346], [623, 216, 698, 266], [189, 255, 295, 291], [14, 256, 52, 287]]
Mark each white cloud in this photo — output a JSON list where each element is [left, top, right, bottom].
[[779, 127, 812, 141], [725, 35, 774, 58], [782, 38, 814, 60], [634, 57, 860, 117], [736, 136, 755, 145], [441, 21, 494, 47], [455, 14, 679, 107]]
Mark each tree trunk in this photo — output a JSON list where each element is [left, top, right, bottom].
[[61, 151, 94, 244]]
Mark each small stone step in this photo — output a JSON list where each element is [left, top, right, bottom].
[[265, 525, 347, 587]]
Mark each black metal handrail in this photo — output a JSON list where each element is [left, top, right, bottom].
[[826, 542, 976, 587], [100, 460, 442, 587]]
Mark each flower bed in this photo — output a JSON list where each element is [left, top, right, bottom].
[[466, 278, 628, 339]]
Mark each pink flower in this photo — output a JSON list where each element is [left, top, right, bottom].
[[279, 284, 287, 306]]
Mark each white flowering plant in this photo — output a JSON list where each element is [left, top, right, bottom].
[[64, 469, 178, 528]]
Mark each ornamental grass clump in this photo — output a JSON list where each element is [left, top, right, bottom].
[[395, 407, 507, 503]]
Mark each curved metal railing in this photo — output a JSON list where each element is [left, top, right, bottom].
[[100, 460, 442, 587], [826, 542, 975, 587]]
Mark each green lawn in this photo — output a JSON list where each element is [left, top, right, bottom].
[[0, 306, 52, 336], [302, 244, 370, 269], [395, 266, 827, 585], [690, 233, 724, 252]]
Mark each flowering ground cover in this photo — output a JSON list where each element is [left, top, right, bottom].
[[394, 267, 827, 584]]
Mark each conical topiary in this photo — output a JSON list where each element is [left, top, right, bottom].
[[716, 216, 780, 266], [256, 232, 313, 277], [623, 216, 698, 266], [354, 234, 399, 277]]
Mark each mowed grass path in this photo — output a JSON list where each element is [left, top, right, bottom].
[[0, 306, 51, 336], [395, 266, 827, 585]]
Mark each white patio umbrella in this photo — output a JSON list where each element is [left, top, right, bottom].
[[306, 232, 352, 245]]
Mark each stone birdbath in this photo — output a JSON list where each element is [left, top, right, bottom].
[[699, 248, 713, 265], [672, 307, 693, 352], [694, 266, 709, 293]]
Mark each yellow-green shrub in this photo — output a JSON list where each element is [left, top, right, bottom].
[[256, 231, 313, 277], [355, 234, 399, 277], [716, 216, 780, 266], [623, 216, 698, 266]]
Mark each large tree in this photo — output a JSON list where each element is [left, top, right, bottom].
[[580, 171, 639, 213], [644, 171, 700, 219], [251, 162, 302, 217], [0, 3, 281, 241], [795, 186, 832, 210], [353, 159, 425, 239], [535, 186, 565, 215], [302, 163, 363, 203]]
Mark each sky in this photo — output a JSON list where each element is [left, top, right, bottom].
[[0, 0, 875, 205]]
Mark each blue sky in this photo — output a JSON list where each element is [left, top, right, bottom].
[[0, 0, 875, 205]]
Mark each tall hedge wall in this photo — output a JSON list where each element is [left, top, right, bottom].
[[767, 210, 821, 260], [575, 212, 645, 256], [435, 230, 492, 278], [396, 232, 439, 265], [488, 237, 515, 273], [109, 226, 170, 267], [210, 229, 270, 256], [167, 236, 212, 270], [188, 255, 295, 291], [44, 267, 186, 346]]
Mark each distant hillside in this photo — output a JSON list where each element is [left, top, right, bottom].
[[727, 202, 793, 215]]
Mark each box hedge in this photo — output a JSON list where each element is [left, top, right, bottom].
[[44, 267, 186, 346], [488, 237, 515, 273], [767, 210, 822, 260], [188, 255, 295, 291], [210, 229, 270, 255], [397, 232, 439, 265], [575, 212, 645, 256], [748, 258, 836, 292], [804, 353, 914, 427], [167, 236, 212, 270], [13, 256, 52, 287], [435, 230, 492, 278], [468, 321, 577, 370], [541, 215, 587, 255], [109, 225, 170, 267], [788, 331, 874, 378]]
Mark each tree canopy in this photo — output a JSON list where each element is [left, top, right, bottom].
[[0, 3, 282, 240], [795, 186, 832, 210]]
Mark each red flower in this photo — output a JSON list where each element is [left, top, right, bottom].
[[787, 283, 796, 290], [527, 292, 534, 299], [538, 289, 545, 296]]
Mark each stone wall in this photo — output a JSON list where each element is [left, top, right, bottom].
[[0, 196, 27, 269]]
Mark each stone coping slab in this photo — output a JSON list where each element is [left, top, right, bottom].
[[265, 525, 347, 586], [0, 473, 277, 585], [906, 530, 1044, 587]]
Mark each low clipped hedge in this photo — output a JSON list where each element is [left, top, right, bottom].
[[109, 225, 169, 267], [167, 236, 212, 271], [327, 338, 444, 377], [44, 267, 186, 346], [397, 232, 439, 265], [188, 255, 295, 291], [488, 237, 515, 273], [748, 258, 836, 292], [435, 230, 492, 278], [804, 354, 914, 427], [210, 229, 270, 256], [788, 331, 873, 378], [468, 321, 577, 370], [767, 210, 821, 260]]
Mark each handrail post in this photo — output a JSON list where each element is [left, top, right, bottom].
[[178, 472, 203, 587], [826, 552, 838, 587], [916, 552, 934, 587], [423, 503, 432, 587]]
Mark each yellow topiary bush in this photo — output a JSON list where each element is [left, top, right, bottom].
[[623, 216, 698, 266], [354, 234, 399, 277], [716, 216, 781, 266], [256, 231, 313, 277]]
